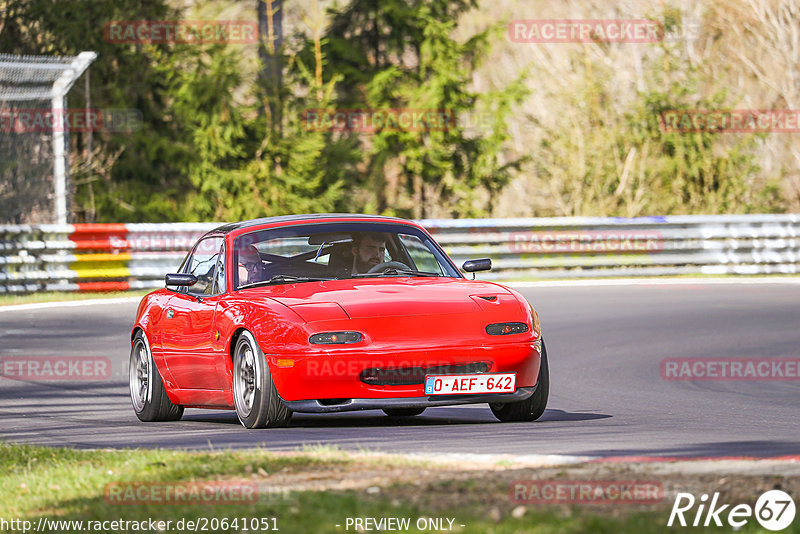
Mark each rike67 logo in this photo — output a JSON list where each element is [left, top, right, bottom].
[[668, 490, 796, 531]]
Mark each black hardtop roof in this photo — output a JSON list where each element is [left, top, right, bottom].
[[207, 213, 413, 236]]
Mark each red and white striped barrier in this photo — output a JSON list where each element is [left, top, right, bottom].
[[1, 215, 799, 293], [0, 223, 214, 293]]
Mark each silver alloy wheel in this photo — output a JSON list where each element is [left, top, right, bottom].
[[233, 333, 260, 418], [129, 336, 151, 413]]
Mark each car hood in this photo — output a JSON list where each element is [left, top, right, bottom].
[[261, 277, 525, 320]]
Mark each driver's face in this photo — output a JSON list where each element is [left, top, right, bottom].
[[239, 248, 259, 268], [353, 236, 386, 273], [238, 247, 262, 283]]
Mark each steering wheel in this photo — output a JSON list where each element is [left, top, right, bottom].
[[367, 261, 411, 274]]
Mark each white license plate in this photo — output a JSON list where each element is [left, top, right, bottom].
[[424, 373, 516, 395]]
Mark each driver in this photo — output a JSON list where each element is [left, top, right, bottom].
[[350, 232, 387, 274], [237, 244, 266, 286]]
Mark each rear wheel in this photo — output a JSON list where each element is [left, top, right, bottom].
[[232, 331, 292, 429], [490, 339, 549, 422], [383, 407, 425, 417], [129, 331, 184, 422]]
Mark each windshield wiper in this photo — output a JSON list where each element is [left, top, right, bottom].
[[239, 275, 333, 289], [352, 269, 440, 278]]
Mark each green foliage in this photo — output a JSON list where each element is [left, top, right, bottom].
[[312, 0, 528, 218], [640, 89, 763, 214], [162, 41, 357, 221], [0, 0, 788, 222], [533, 23, 784, 217], [0, 0, 194, 222]]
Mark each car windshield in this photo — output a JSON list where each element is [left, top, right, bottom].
[[233, 222, 461, 289]]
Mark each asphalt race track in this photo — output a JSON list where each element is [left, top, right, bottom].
[[1, 280, 798, 458]]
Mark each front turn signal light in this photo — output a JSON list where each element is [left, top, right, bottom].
[[309, 331, 363, 345], [486, 322, 529, 335]]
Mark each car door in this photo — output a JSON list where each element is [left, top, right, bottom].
[[162, 236, 229, 390]]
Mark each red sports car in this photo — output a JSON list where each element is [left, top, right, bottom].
[[129, 214, 548, 428]]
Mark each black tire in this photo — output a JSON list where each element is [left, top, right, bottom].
[[490, 339, 549, 422], [382, 407, 426, 417], [129, 331, 184, 422], [232, 331, 292, 429]]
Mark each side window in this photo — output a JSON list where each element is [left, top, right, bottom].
[[213, 242, 227, 294], [186, 237, 224, 295], [170, 252, 192, 293], [398, 234, 445, 274]]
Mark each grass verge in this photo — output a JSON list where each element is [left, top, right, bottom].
[[1, 443, 794, 533]]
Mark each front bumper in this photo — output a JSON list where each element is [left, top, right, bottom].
[[268, 341, 542, 401], [281, 386, 535, 413]]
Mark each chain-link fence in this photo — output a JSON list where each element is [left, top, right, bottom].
[[0, 52, 96, 224]]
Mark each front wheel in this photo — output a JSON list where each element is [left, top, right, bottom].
[[490, 339, 549, 422], [232, 331, 292, 429], [129, 331, 184, 422]]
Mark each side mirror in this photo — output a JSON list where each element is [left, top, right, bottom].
[[165, 273, 197, 287], [462, 258, 492, 273]]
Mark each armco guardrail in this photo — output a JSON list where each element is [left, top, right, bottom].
[[0, 223, 215, 293], [0, 215, 798, 293], [423, 214, 800, 279]]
